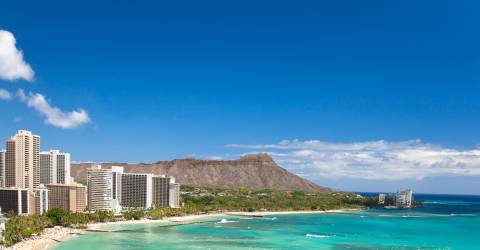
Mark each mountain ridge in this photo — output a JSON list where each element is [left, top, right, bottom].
[[70, 153, 330, 192]]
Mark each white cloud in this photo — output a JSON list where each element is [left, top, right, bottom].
[[227, 139, 480, 181], [0, 30, 34, 81], [18, 89, 90, 129], [0, 88, 12, 100]]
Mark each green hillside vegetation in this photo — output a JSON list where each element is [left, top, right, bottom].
[[180, 186, 368, 212]]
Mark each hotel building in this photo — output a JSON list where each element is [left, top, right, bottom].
[[87, 165, 122, 213], [152, 176, 171, 208], [34, 184, 49, 214], [75, 184, 87, 212], [169, 183, 180, 208], [395, 189, 413, 208], [5, 130, 41, 189], [40, 150, 71, 185], [0, 150, 5, 187], [121, 173, 153, 209], [111, 166, 123, 205], [47, 183, 86, 212], [0, 187, 36, 215]]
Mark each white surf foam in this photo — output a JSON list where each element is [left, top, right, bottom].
[[305, 234, 335, 238], [216, 219, 238, 224]]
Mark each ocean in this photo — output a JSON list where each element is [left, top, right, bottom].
[[55, 194, 480, 249]]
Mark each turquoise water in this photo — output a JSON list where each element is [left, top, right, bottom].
[[56, 194, 480, 249]]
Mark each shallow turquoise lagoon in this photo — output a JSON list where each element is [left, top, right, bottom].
[[56, 194, 480, 249]]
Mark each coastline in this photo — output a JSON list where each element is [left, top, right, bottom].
[[7, 208, 361, 250]]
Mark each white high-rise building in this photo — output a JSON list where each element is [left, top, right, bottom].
[[87, 165, 123, 213], [111, 166, 123, 212], [395, 189, 413, 208], [0, 150, 5, 188], [5, 130, 40, 189], [40, 150, 71, 185], [169, 182, 180, 209]]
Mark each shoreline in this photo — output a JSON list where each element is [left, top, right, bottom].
[[7, 208, 361, 250]]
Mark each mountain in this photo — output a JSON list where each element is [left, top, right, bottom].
[[71, 153, 330, 192]]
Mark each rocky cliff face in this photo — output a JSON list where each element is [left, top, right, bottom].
[[71, 153, 330, 192]]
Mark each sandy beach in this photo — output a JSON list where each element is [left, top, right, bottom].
[[5, 227, 84, 250], [5, 209, 360, 250]]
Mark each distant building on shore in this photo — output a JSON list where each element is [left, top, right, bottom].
[[395, 189, 413, 208], [378, 193, 386, 205]]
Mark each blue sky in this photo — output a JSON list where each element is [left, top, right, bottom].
[[1, 0, 480, 194]]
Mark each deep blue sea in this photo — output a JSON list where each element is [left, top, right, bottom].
[[56, 194, 480, 249]]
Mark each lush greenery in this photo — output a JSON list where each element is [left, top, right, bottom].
[[178, 186, 368, 213], [1, 187, 373, 247], [2, 215, 51, 247]]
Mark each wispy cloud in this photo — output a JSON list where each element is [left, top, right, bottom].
[[0, 88, 12, 100], [18, 89, 91, 129], [227, 139, 480, 181], [0, 30, 34, 81]]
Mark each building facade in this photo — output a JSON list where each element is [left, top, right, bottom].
[[0, 188, 36, 215], [75, 184, 87, 212], [168, 183, 180, 209], [34, 184, 49, 214], [47, 183, 86, 212], [152, 176, 171, 208], [111, 166, 123, 204], [40, 150, 71, 185], [5, 130, 41, 189], [87, 165, 122, 212], [0, 150, 5, 188], [395, 189, 413, 208], [121, 173, 153, 209], [378, 193, 386, 205]]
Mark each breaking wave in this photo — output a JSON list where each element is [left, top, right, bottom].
[[216, 219, 238, 224], [305, 234, 335, 238]]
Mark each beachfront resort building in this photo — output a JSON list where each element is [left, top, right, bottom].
[[395, 189, 413, 208], [0, 187, 36, 215], [120, 174, 181, 210], [87, 165, 182, 212], [111, 166, 123, 205], [87, 165, 123, 213], [152, 176, 172, 207], [47, 183, 87, 212], [378, 193, 386, 205], [169, 182, 181, 208], [0, 150, 5, 187], [75, 184, 87, 212], [5, 130, 41, 189], [121, 173, 153, 209], [40, 150, 71, 185]]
